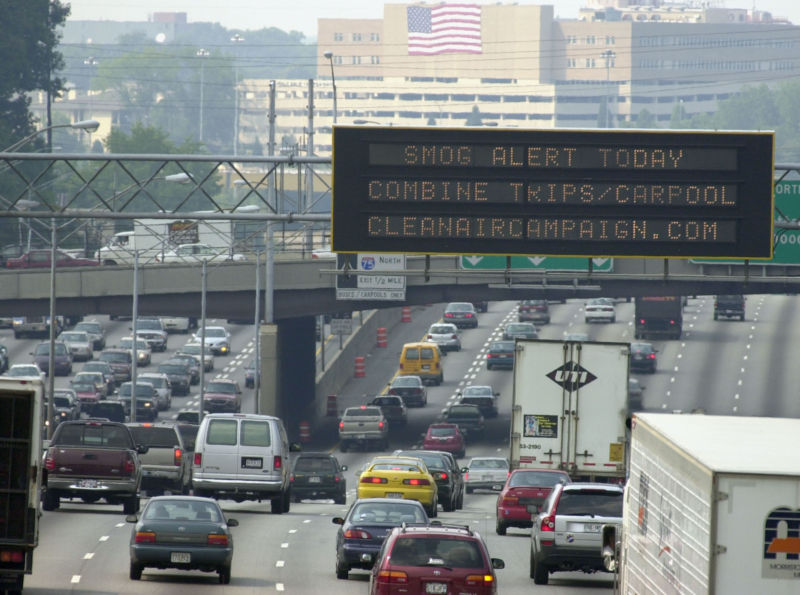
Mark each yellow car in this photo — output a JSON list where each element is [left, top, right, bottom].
[[357, 456, 439, 517]]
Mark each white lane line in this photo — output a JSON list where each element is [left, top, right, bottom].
[[276, 584, 285, 592], [71, 575, 81, 583], [281, 542, 289, 548], [115, 522, 125, 527], [99, 535, 109, 542], [288, 529, 297, 534], [83, 553, 94, 560], [276, 560, 285, 567]]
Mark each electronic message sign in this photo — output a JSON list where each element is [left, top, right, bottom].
[[331, 127, 774, 258]]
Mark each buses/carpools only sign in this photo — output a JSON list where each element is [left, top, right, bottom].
[[692, 180, 800, 265]]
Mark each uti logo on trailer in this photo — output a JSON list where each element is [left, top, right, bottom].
[[762, 506, 800, 579], [360, 256, 376, 270], [545, 362, 597, 392]]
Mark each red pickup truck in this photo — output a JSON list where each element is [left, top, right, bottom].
[[6, 249, 99, 268], [43, 420, 147, 514]]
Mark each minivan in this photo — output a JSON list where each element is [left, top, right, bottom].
[[191, 413, 301, 514], [398, 341, 444, 386]]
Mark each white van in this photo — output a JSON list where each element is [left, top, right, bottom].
[[192, 413, 300, 513]]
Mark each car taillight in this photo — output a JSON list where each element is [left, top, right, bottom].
[[273, 455, 282, 470], [0, 550, 24, 563], [123, 455, 135, 475], [378, 421, 385, 429], [173, 447, 182, 466], [403, 478, 430, 486], [465, 574, 494, 586], [427, 334, 433, 340], [135, 531, 156, 543], [377, 570, 408, 584], [289, 474, 295, 483], [44, 453, 55, 471], [339, 421, 344, 430], [343, 529, 373, 539], [464, 472, 470, 481], [207, 533, 229, 546], [451, 334, 458, 340], [649, 353, 656, 359], [444, 313, 453, 318], [194, 452, 202, 466], [487, 353, 496, 359], [437, 472, 448, 480], [540, 515, 555, 532], [360, 476, 388, 484], [465, 313, 473, 318], [501, 495, 519, 506]]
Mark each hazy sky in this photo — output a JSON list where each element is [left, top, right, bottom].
[[64, 0, 800, 38]]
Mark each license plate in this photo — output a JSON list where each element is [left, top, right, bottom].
[[422, 364, 430, 370], [170, 552, 191, 563], [78, 479, 98, 488], [584, 523, 602, 533], [499, 354, 509, 358], [492, 484, 503, 490], [386, 492, 403, 498], [309, 476, 321, 483], [241, 457, 263, 469], [425, 583, 447, 594], [356, 434, 367, 439]]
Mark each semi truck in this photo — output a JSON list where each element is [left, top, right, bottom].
[[634, 295, 683, 339], [509, 338, 629, 482], [0, 377, 44, 593], [603, 413, 800, 594], [95, 217, 263, 265]]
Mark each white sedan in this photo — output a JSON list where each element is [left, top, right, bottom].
[[157, 243, 246, 263], [584, 299, 616, 323]]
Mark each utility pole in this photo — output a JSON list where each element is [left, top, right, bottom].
[[305, 79, 314, 252]]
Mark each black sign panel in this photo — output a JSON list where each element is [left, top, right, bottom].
[[331, 127, 774, 258]]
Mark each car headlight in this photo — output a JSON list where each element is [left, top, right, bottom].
[[219, 344, 229, 353]]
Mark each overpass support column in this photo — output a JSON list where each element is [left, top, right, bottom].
[[258, 324, 279, 416]]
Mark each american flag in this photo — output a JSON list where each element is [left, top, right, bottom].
[[407, 3, 482, 55]]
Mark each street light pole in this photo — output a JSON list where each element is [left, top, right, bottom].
[[46, 218, 57, 439], [231, 34, 245, 156], [322, 51, 337, 124], [253, 251, 261, 414], [1, 120, 99, 153], [602, 49, 616, 129], [199, 259, 207, 421], [196, 49, 210, 143]]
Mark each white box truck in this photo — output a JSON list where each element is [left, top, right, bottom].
[[510, 339, 629, 481], [605, 413, 800, 594], [96, 218, 253, 265]]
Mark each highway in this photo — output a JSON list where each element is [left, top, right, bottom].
[[11, 294, 797, 593]]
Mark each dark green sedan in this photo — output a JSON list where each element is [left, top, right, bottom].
[[127, 496, 238, 584]]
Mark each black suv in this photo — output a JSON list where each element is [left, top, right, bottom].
[[290, 452, 348, 504], [393, 449, 464, 512], [714, 294, 745, 320], [443, 404, 485, 439]]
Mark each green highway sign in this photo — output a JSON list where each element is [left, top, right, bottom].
[[460, 255, 613, 271], [691, 180, 800, 266]]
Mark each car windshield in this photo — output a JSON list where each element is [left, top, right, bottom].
[[202, 328, 226, 338], [206, 381, 236, 394], [350, 502, 427, 524], [9, 366, 39, 376], [430, 426, 456, 437], [136, 320, 162, 331], [294, 457, 336, 473], [128, 426, 179, 447], [101, 352, 129, 363], [395, 452, 444, 470], [72, 383, 96, 392], [140, 376, 166, 388], [35, 343, 67, 355], [490, 342, 514, 352], [389, 537, 483, 569], [448, 406, 480, 418], [120, 384, 154, 397], [159, 364, 186, 374], [393, 377, 422, 387], [181, 344, 209, 355], [120, 338, 148, 349], [83, 363, 109, 373], [143, 499, 221, 522], [469, 458, 508, 470], [446, 303, 473, 312], [60, 333, 87, 342], [509, 471, 569, 488], [463, 386, 492, 397], [429, 325, 455, 334], [557, 490, 623, 516], [75, 322, 101, 334], [53, 397, 71, 408]]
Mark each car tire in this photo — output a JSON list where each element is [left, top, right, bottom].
[[428, 503, 437, 518], [335, 492, 347, 505], [611, 316, 616, 323], [457, 490, 464, 509], [291, 493, 301, 503], [43, 489, 59, 511], [496, 519, 507, 536], [271, 496, 285, 514], [123, 495, 139, 515], [129, 562, 142, 581], [335, 558, 350, 580], [218, 565, 232, 584], [283, 489, 291, 512], [340, 441, 348, 453], [533, 555, 549, 585], [442, 497, 454, 513]]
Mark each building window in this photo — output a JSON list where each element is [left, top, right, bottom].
[[352, 56, 361, 65], [352, 33, 362, 42], [370, 32, 380, 42], [334, 32, 343, 42], [371, 56, 380, 64]]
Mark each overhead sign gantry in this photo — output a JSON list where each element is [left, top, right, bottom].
[[331, 126, 774, 259]]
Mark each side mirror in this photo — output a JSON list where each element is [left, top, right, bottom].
[[289, 442, 302, 452], [136, 444, 149, 455], [340, 465, 348, 472], [226, 518, 239, 527], [491, 558, 505, 570], [125, 514, 138, 523], [601, 525, 618, 572], [332, 517, 345, 525]]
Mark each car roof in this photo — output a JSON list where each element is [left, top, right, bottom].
[[207, 378, 237, 384], [391, 522, 479, 538], [560, 482, 624, 493]]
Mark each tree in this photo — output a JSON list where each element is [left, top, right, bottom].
[[0, 0, 69, 151]]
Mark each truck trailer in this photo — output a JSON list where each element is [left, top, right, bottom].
[[0, 377, 43, 593], [634, 296, 683, 339], [510, 339, 629, 482], [605, 413, 800, 594]]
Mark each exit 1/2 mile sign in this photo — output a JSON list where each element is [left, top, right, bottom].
[[691, 180, 800, 266], [460, 255, 613, 271]]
